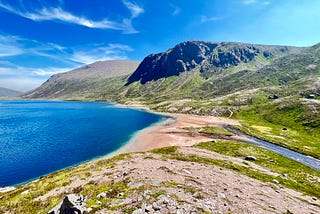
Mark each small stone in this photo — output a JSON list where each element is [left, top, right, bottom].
[[283, 173, 288, 178], [235, 194, 240, 198], [218, 193, 226, 199], [96, 200, 102, 205], [272, 179, 279, 184], [269, 205, 276, 209], [132, 209, 142, 214], [141, 203, 146, 212], [122, 171, 128, 177], [312, 197, 317, 201], [145, 205, 153, 212], [97, 192, 106, 198], [245, 156, 257, 161], [128, 182, 144, 188], [21, 190, 29, 195], [152, 202, 161, 211], [117, 192, 124, 197], [182, 169, 192, 175], [317, 178, 320, 183]]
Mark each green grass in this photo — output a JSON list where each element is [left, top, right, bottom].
[[198, 126, 234, 136], [196, 140, 320, 198], [237, 98, 320, 159], [150, 142, 320, 198]]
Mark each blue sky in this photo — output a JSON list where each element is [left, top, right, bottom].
[[0, 0, 319, 91]]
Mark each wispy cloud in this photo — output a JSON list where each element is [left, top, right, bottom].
[[262, 1, 271, 5], [169, 2, 181, 16], [0, 34, 134, 91], [70, 43, 134, 64], [243, 0, 271, 5], [0, 1, 144, 33], [0, 35, 23, 57], [123, 0, 144, 18], [201, 15, 224, 23], [243, 0, 256, 4]]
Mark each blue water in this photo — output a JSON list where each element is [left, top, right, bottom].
[[0, 100, 163, 187]]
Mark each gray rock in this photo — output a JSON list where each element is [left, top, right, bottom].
[[47, 194, 87, 214], [97, 192, 106, 198], [245, 156, 257, 161], [128, 181, 144, 189], [152, 202, 161, 211]]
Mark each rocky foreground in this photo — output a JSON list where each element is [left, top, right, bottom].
[[1, 144, 319, 214]]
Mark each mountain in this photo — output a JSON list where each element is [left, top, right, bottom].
[[0, 87, 21, 97], [126, 41, 299, 85], [23, 60, 139, 100], [22, 41, 320, 158]]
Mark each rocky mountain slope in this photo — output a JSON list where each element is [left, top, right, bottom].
[[126, 41, 299, 85], [23, 60, 139, 100], [0, 87, 21, 97]]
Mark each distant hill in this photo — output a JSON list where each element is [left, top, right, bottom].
[[23, 60, 140, 100], [0, 87, 21, 97]]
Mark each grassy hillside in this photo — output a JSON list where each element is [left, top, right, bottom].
[[22, 60, 140, 101]]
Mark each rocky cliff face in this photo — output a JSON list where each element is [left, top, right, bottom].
[[126, 41, 296, 85]]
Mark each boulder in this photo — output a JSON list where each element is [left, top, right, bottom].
[[48, 194, 88, 214]]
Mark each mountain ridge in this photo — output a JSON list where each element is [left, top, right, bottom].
[[126, 40, 301, 85], [23, 60, 139, 100], [0, 87, 21, 97]]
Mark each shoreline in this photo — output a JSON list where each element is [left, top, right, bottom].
[[105, 108, 240, 157]]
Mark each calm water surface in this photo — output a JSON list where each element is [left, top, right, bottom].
[[0, 100, 163, 186]]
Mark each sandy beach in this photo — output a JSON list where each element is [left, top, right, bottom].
[[116, 112, 241, 154]]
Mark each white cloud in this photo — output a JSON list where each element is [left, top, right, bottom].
[[169, 2, 181, 16], [242, 0, 271, 5], [0, 77, 45, 92], [243, 0, 256, 4], [263, 1, 271, 5], [201, 16, 224, 23], [0, 35, 23, 57], [0, 34, 134, 91], [123, 0, 144, 18], [0, 65, 73, 91], [31, 67, 71, 76], [0, 1, 144, 33], [70, 43, 134, 64]]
